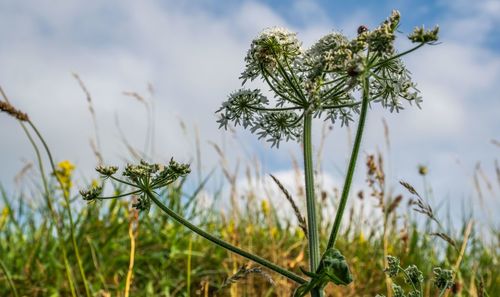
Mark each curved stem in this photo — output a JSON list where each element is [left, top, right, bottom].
[[27, 120, 92, 297], [19, 123, 78, 297], [326, 73, 370, 250], [303, 113, 323, 297], [144, 189, 306, 284]]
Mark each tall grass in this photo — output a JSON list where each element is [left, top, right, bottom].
[[0, 136, 498, 296]]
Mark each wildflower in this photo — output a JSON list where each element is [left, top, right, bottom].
[[95, 165, 118, 177], [367, 10, 401, 55], [216, 89, 269, 129], [392, 284, 406, 297], [241, 27, 302, 83], [132, 193, 151, 212], [385, 256, 400, 277], [261, 199, 270, 216], [433, 267, 454, 290], [80, 184, 103, 202], [251, 111, 302, 148], [404, 265, 424, 287], [304, 32, 352, 75], [55, 160, 75, 195], [408, 26, 439, 43]]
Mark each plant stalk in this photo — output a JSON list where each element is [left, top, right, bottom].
[[144, 189, 307, 285], [326, 74, 370, 250], [27, 121, 92, 297], [303, 112, 323, 297]]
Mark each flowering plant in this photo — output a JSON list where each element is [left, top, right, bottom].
[[216, 10, 438, 296], [79, 10, 439, 297]]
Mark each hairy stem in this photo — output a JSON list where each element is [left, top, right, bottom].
[[326, 73, 370, 250], [303, 112, 323, 297], [144, 189, 306, 284]]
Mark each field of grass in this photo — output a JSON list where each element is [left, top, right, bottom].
[[0, 139, 498, 296]]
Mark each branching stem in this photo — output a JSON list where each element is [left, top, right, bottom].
[[326, 73, 370, 250], [144, 189, 307, 284]]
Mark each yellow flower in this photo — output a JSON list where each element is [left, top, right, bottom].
[[358, 231, 366, 244], [55, 160, 75, 196], [0, 207, 9, 230], [261, 199, 270, 216]]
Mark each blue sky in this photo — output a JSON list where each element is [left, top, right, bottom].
[[0, 0, 499, 227]]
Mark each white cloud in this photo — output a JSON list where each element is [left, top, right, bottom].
[[0, 0, 498, 226]]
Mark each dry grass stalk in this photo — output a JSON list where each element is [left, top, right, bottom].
[[269, 174, 308, 238], [221, 264, 275, 288], [495, 159, 500, 188], [73, 73, 103, 164], [382, 118, 390, 151], [443, 220, 474, 297], [14, 162, 33, 185], [430, 232, 458, 251], [124, 206, 140, 297], [0, 86, 29, 121]]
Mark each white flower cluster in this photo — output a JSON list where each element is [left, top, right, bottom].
[[217, 11, 438, 148]]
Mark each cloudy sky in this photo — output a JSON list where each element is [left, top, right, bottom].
[[0, 0, 499, 226]]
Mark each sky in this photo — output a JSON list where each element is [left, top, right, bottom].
[[0, 0, 499, 228]]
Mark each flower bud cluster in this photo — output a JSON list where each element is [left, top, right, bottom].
[[367, 10, 400, 55], [385, 256, 400, 277], [80, 159, 190, 211], [80, 185, 103, 201], [95, 165, 118, 177], [404, 265, 424, 287], [433, 267, 454, 290], [409, 26, 439, 43]]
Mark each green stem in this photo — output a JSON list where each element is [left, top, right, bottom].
[[97, 190, 142, 200], [399, 265, 421, 294], [326, 74, 370, 250], [19, 123, 78, 297], [110, 176, 141, 189], [0, 259, 19, 297], [262, 66, 304, 106], [144, 189, 306, 284], [303, 112, 323, 297], [249, 105, 302, 112], [27, 121, 92, 297], [372, 43, 425, 69]]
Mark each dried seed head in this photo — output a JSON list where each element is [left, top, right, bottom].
[[0, 101, 29, 121]]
